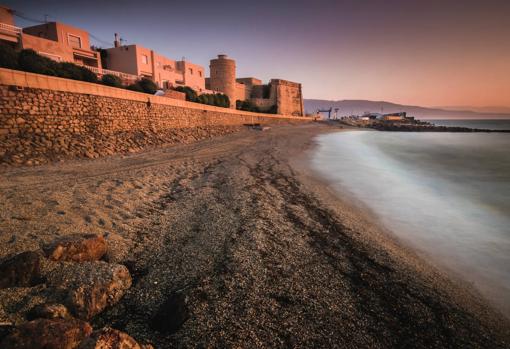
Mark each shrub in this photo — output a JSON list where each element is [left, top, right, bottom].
[[236, 100, 260, 113], [126, 83, 144, 92], [138, 78, 158, 94], [55, 62, 97, 83], [101, 74, 123, 88], [0, 42, 18, 69], [217, 94, 230, 108], [18, 49, 58, 76], [174, 86, 198, 102], [77, 65, 98, 83]]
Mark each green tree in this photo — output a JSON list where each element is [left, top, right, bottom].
[[101, 74, 123, 88], [126, 83, 144, 92], [56, 62, 97, 83], [174, 86, 198, 102], [17, 49, 58, 76], [138, 78, 158, 94], [0, 42, 18, 69]]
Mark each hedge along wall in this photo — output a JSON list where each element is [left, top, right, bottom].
[[0, 68, 312, 140]]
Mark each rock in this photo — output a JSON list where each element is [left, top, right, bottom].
[[27, 303, 71, 320], [150, 291, 189, 334], [47, 262, 132, 319], [77, 327, 153, 349], [0, 251, 44, 288], [42, 234, 107, 262], [0, 318, 92, 349]]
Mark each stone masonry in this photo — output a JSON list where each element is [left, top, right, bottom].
[[0, 77, 310, 166]]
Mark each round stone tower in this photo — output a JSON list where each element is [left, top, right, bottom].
[[209, 54, 236, 108]]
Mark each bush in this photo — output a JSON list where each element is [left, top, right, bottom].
[[126, 83, 144, 92], [55, 62, 97, 83], [18, 49, 58, 76], [101, 74, 123, 88], [174, 86, 197, 102], [0, 42, 18, 69], [76, 65, 98, 83], [236, 100, 260, 113], [217, 94, 230, 108], [138, 78, 158, 94]]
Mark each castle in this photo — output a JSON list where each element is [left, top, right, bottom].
[[0, 5, 304, 116], [207, 55, 304, 116]]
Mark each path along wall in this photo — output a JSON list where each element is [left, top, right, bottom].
[[0, 68, 312, 165]]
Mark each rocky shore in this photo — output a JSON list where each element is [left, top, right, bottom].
[[1, 123, 509, 348]]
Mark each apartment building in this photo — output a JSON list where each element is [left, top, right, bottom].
[[22, 22, 101, 68], [104, 37, 206, 91], [0, 6, 102, 70]]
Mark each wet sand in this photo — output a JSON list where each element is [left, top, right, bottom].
[[0, 123, 509, 348]]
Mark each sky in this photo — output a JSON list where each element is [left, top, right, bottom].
[[5, 0, 510, 108]]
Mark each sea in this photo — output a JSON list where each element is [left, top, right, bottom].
[[311, 119, 510, 317]]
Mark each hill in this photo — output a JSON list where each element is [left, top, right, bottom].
[[304, 99, 510, 119]]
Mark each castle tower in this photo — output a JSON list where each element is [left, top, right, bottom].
[[209, 54, 236, 108]]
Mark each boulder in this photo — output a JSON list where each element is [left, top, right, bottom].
[[77, 327, 153, 349], [47, 262, 132, 319], [27, 303, 71, 320], [0, 251, 44, 288], [150, 291, 189, 334], [42, 234, 107, 262], [0, 318, 92, 349]]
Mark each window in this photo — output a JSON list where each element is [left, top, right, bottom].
[[68, 34, 82, 49], [189, 68, 193, 75], [199, 71, 203, 77], [141, 54, 148, 64]]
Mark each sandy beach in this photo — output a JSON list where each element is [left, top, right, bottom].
[[1, 123, 509, 348]]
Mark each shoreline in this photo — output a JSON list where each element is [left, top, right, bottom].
[[1, 123, 509, 347]]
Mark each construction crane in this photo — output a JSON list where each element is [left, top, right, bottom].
[[317, 107, 333, 119]]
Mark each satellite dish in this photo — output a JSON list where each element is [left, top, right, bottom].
[[154, 90, 165, 96]]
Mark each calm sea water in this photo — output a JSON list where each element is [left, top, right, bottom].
[[429, 119, 510, 130], [311, 126, 510, 316]]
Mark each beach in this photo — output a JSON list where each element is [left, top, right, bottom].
[[1, 123, 509, 348]]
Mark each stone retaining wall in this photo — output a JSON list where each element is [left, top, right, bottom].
[[0, 68, 311, 165]]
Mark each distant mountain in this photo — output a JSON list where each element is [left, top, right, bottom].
[[304, 99, 510, 119], [435, 106, 510, 114]]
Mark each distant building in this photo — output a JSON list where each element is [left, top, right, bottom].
[[382, 112, 406, 121], [206, 54, 304, 116]]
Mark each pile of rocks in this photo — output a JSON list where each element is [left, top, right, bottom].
[[0, 126, 240, 166], [0, 234, 153, 349]]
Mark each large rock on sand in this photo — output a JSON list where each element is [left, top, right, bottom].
[[0, 251, 44, 288], [78, 327, 153, 349], [43, 234, 107, 262], [0, 318, 92, 349], [27, 303, 72, 320], [47, 261, 132, 319]]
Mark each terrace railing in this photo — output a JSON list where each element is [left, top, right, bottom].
[[85, 66, 139, 81], [0, 22, 22, 35]]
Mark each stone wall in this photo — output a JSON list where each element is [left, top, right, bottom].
[[0, 68, 311, 166], [273, 79, 304, 117]]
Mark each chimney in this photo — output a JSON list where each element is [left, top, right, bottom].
[[114, 33, 120, 48]]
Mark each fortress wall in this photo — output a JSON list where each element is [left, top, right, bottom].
[[273, 80, 304, 116], [0, 68, 311, 165]]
